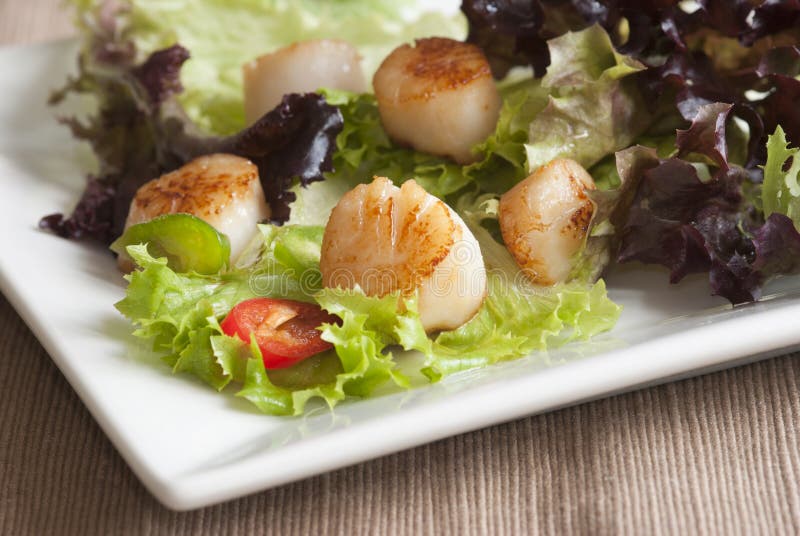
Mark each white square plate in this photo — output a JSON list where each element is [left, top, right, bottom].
[[2, 39, 800, 511]]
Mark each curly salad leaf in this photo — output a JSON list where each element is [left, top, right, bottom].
[[616, 121, 800, 303], [116, 221, 619, 415], [426, 195, 621, 378], [763, 126, 800, 224]]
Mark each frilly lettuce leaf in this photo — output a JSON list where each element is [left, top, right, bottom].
[[117, 216, 620, 415], [425, 193, 621, 378], [116, 226, 356, 415], [523, 25, 649, 173], [763, 125, 800, 225], [569, 146, 657, 283], [115, 245, 253, 342], [429, 275, 619, 377], [465, 78, 550, 194], [232, 337, 346, 416], [613, 122, 800, 304], [315, 289, 420, 396], [116, 225, 423, 415]]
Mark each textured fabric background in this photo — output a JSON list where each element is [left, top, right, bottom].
[[2, 2, 799, 534]]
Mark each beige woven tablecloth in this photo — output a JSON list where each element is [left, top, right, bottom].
[[2, 2, 800, 533]]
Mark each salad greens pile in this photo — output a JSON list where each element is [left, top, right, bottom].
[[464, 0, 800, 302], [43, 0, 800, 414], [111, 20, 632, 413], [116, 220, 619, 415]]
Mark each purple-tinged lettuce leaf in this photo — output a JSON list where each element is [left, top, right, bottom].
[[461, 0, 549, 77], [616, 156, 756, 301], [131, 44, 189, 106], [752, 213, 800, 275], [571, 146, 658, 282], [524, 25, 649, 172], [675, 102, 733, 169], [696, 0, 753, 39], [174, 93, 344, 223], [39, 178, 116, 242], [672, 99, 765, 172], [616, 124, 800, 303], [647, 51, 735, 122], [744, 0, 800, 45], [41, 5, 343, 243], [755, 45, 800, 78]]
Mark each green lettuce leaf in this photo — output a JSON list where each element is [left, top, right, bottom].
[[116, 225, 352, 414], [523, 25, 649, 173], [233, 337, 345, 416], [70, 0, 466, 135], [763, 125, 800, 226], [459, 25, 650, 199], [239, 224, 324, 302], [465, 78, 550, 194], [429, 275, 619, 377], [115, 245, 254, 349], [116, 225, 420, 415], [117, 215, 620, 415], [288, 90, 473, 225], [315, 288, 432, 394], [424, 193, 621, 377]]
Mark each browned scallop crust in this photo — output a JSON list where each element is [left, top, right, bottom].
[[499, 197, 548, 284], [499, 159, 596, 286], [127, 154, 258, 224], [320, 177, 459, 297], [565, 202, 594, 239], [375, 37, 493, 103]]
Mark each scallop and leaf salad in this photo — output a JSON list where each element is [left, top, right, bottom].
[[42, 0, 800, 415]]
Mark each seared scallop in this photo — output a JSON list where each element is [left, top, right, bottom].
[[499, 159, 596, 285], [372, 37, 501, 164], [320, 176, 486, 332], [243, 39, 367, 125], [123, 153, 271, 267]]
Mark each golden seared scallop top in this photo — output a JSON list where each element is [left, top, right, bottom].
[[499, 158, 596, 285], [126, 154, 260, 225], [320, 176, 461, 297], [374, 37, 494, 103]]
